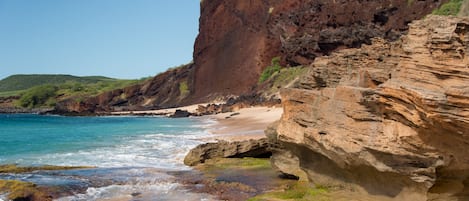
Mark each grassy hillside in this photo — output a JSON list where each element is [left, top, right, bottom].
[[0, 74, 116, 92], [0, 74, 147, 108]]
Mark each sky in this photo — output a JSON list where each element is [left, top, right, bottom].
[[0, 0, 200, 80]]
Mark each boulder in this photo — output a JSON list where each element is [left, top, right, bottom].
[[184, 138, 271, 166], [170, 109, 192, 118]]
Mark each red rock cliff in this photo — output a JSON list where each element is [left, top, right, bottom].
[[192, 0, 447, 101], [54, 0, 447, 114]]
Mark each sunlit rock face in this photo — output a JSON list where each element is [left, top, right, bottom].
[[192, 0, 446, 101], [53, 0, 447, 114], [274, 15, 469, 200]]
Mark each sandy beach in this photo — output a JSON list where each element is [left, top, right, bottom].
[[205, 106, 283, 141], [111, 103, 283, 141], [109, 103, 207, 115]]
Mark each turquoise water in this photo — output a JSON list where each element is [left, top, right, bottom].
[[0, 114, 218, 201], [0, 114, 207, 168], [0, 114, 211, 168]]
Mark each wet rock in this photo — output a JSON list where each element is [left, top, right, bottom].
[[170, 109, 192, 118], [184, 138, 271, 166], [265, 121, 307, 181]]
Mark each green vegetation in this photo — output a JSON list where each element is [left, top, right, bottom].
[[201, 158, 272, 171], [259, 57, 282, 83], [18, 85, 58, 108], [0, 164, 92, 174], [0, 90, 26, 98], [432, 0, 464, 15], [0, 74, 147, 108], [0, 165, 92, 200], [179, 80, 190, 97], [54, 79, 141, 99], [248, 181, 330, 201], [0, 74, 116, 92], [271, 67, 307, 89]]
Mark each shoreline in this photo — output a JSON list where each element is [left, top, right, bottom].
[[174, 106, 286, 200], [203, 106, 283, 141], [0, 105, 285, 201], [109, 103, 209, 116], [109, 104, 284, 142]]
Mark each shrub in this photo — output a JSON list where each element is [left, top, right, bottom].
[[259, 57, 282, 83], [432, 0, 464, 16], [18, 85, 58, 108]]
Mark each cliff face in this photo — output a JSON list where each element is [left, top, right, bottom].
[[272, 15, 469, 200], [192, 0, 447, 101], [53, 0, 446, 113], [53, 64, 194, 114]]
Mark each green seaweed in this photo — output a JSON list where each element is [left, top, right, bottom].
[[0, 164, 93, 174], [199, 158, 271, 171], [248, 181, 330, 201], [0, 180, 51, 201]]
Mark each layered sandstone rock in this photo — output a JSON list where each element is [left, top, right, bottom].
[[184, 138, 271, 166], [273, 15, 469, 200]]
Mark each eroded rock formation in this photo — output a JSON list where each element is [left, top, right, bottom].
[[184, 138, 271, 166], [272, 15, 469, 200]]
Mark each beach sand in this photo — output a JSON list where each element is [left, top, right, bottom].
[[205, 106, 283, 141], [109, 103, 212, 115], [111, 103, 283, 141]]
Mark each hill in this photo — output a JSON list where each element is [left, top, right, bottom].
[[0, 74, 146, 109], [0, 74, 116, 92]]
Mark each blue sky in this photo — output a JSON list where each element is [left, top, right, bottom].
[[0, 0, 200, 80]]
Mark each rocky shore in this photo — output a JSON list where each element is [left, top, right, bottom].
[[1, 1, 468, 200], [180, 15, 469, 201]]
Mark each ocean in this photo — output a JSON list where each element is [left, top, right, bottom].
[[0, 114, 217, 201]]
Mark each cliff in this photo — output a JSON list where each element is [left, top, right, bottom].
[[52, 0, 446, 114], [53, 64, 194, 114], [192, 0, 447, 101], [271, 15, 469, 200]]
